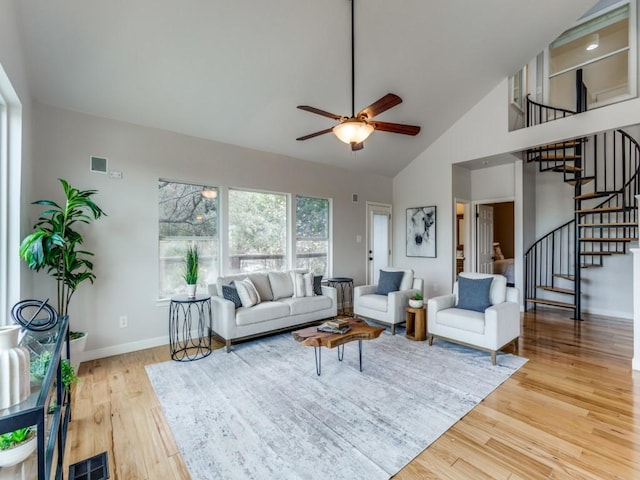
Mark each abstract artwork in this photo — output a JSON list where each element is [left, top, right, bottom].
[[406, 206, 436, 257]]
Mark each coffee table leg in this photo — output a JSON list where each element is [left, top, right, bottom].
[[314, 346, 322, 376], [359, 340, 363, 372], [337, 344, 344, 362]]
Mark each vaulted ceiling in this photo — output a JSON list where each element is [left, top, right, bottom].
[[15, 0, 597, 177]]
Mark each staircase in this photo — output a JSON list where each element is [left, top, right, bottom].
[[523, 96, 639, 320]]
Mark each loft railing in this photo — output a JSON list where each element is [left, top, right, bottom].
[[526, 95, 575, 127]]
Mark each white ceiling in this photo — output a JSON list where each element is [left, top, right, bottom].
[[15, 0, 597, 177]]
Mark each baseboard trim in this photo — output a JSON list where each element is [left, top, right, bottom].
[[81, 334, 170, 363]]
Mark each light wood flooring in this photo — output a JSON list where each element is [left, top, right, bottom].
[[64, 309, 640, 479]]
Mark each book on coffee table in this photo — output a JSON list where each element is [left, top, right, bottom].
[[317, 322, 352, 334], [325, 319, 350, 329]]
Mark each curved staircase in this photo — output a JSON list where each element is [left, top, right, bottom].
[[523, 97, 639, 320]]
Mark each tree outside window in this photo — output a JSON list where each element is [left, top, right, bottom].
[[296, 196, 330, 276], [158, 180, 218, 299]]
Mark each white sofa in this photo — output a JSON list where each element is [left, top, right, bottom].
[[209, 270, 337, 352], [353, 268, 423, 334], [427, 272, 520, 365]]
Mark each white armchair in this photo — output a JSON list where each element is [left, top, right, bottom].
[[427, 272, 520, 365], [354, 268, 423, 334]]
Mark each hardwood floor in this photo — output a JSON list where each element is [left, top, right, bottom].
[[65, 309, 640, 479]]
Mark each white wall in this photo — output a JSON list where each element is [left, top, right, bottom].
[[29, 103, 392, 359], [393, 78, 640, 318]]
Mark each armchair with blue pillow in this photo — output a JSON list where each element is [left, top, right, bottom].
[[353, 268, 424, 334], [427, 272, 520, 365]]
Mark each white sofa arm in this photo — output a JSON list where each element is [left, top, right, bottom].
[[388, 288, 420, 321], [321, 285, 338, 316], [484, 301, 521, 349], [210, 295, 236, 340], [427, 293, 456, 319]]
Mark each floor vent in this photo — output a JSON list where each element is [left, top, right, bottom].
[[69, 451, 110, 480]]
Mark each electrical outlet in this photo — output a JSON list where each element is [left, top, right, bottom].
[[119, 315, 128, 328]]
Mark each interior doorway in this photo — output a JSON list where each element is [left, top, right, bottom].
[[475, 201, 515, 285], [366, 202, 392, 284], [454, 200, 471, 278]]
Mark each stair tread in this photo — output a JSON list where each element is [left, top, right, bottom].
[[574, 191, 617, 200], [526, 298, 575, 309], [540, 153, 582, 160], [537, 286, 575, 295], [553, 165, 583, 173], [580, 263, 602, 267], [579, 222, 637, 227], [553, 274, 575, 281], [580, 237, 637, 242], [566, 177, 594, 186], [532, 140, 584, 152], [576, 206, 623, 214]]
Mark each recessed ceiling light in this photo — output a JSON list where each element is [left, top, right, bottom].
[[586, 33, 599, 51]]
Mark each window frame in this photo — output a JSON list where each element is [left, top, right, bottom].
[[294, 194, 332, 277]]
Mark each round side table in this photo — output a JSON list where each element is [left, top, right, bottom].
[[169, 294, 213, 361], [326, 277, 354, 316]]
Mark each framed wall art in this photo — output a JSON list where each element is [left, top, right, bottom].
[[406, 206, 436, 258]]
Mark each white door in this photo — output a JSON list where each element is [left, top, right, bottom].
[[477, 204, 494, 273], [366, 203, 391, 284]]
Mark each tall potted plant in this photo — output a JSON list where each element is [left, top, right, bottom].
[[19, 179, 106, 367], [183, 244, 199, 298]]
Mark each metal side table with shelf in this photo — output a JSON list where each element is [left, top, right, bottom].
[[169, 294, 213, 361]]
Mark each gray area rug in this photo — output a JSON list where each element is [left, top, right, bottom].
[[146, 329, 527, 480]]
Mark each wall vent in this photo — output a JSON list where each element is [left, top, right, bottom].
[[90, 156, 108, 173], [352, 193, 359, 203]]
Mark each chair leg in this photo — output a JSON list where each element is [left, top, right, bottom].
[[428, 335, 433, 346], [391, 324, 396, 335], [491, 351, 496, 365], [226, 340, 232, 353], [513, 338, 519, 352]]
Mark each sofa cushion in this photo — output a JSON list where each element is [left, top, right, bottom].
[[215, 273, 249, 297], [313, 275, 323, 295], [456, 276, 492, 312], [358, 293, 389, 312], [248, 273, 274, 302], [269, 271, 294, 299], [235, 278, 261, 308], [235, 301, 291, 326], [376, 270, 404, 295], [436, 307, 485, 334], [290, 271, 314, 297], [280, 295, 332, 315], [222, 284, 242, 308]]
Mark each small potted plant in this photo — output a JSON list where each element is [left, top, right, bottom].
[[30, 351, 79, 394], [0, 427, 36, 467], [409, 292, 424, 308], [183, 244, 199, 298]]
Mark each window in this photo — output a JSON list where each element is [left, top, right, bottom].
[[510, 66, 526, 111], [228, 189, 288, 273], [296, 196, 330, 276], [547, 1, 635, 111], [158, 181, 218, 300]]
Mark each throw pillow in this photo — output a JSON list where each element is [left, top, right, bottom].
[[376, 270, 404, 295], [303, 272, 314, 297], [290, 271, 305, 297], [248, 273, 274, 301], [221, 284, 242, 309], [313, 275, 323, 295], [235, 278, 261, 308], [456, 276, 493, 313], [268, 271, 293, 300]]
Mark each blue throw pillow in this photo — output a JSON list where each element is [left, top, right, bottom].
[[456, 276, 493, 312], [313, 275, 323, 296], [222, 284, 242, 308], [376, 270, 404, 295]]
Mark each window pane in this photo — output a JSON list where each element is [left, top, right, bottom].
[[296, 196, 330, 276], [550, 50, 628, 110], [228, 189, 287, 273], [158, 181, 218, 299]]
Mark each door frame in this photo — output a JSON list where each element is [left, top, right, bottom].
[[453, 198, 471, 283], [365, 202, 392, 285]]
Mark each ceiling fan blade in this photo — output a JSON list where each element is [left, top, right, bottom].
[[351, 142, 364, 151], [296, 127, 334, 141], [358, 93, 402, 120], [372, 121, 420, 136], [297, 105, 343, 120]]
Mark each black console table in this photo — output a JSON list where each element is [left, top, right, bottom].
[[0, 316, 70, 479], [326, 277, 354, 316], [169, 294, 213, 361]]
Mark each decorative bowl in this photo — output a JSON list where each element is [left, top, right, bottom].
[[409, 299, 423, 308]]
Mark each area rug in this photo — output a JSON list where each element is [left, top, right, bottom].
[[146, 330, 527, 480]]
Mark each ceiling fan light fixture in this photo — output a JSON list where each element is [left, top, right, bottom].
[[333, 118, 374, 145]]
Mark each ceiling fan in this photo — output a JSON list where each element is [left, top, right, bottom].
[[296, 0, 420, 152]]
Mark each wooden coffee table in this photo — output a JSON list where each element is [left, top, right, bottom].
[[292, 318, 384, 375]]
